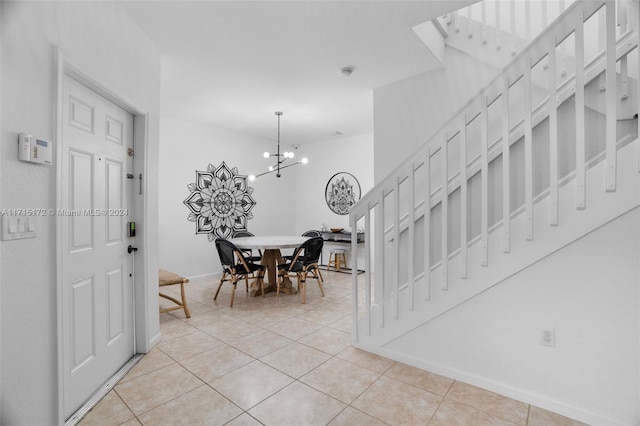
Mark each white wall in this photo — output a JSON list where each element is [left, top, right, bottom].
[[385, 208, 640, 425], [0, 2, 161, 423], [373, 47, 499, 183]]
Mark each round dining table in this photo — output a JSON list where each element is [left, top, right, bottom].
[[229, 235, 310, 296]]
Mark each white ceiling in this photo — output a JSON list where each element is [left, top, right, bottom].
[[121, 1, 475, 146]]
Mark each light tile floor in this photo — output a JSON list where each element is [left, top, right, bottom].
[[79, 270, 587, 425]]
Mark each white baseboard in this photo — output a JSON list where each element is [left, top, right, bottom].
[[148, 331, 162, 349], [186, 271, 220, 280]]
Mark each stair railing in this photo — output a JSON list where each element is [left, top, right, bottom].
[[349, 0, 637, 344], [448, 0, 576, 56]]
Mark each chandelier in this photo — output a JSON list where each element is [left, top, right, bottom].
[[249, 111, 308, 181]]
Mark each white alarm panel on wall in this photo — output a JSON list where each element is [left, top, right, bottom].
[[18, 133, 52, 165]]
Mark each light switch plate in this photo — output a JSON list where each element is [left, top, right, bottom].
[[1, 215, 37, 241]]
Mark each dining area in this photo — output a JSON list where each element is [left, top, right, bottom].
[[215, 231, 326, 307]]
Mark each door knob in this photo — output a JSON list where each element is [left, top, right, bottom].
[[127, 245, 138, 254]]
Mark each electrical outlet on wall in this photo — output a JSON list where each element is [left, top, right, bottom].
[[539, 327, 556, 347]]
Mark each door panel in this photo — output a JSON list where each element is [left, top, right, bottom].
[[69, 149, 94, 253], [62, 75, 135, 418], [106, 266, 125, 344], [70, 276, 95, 372], [105, 115, 124, 145], [69, 95, 95, 133]]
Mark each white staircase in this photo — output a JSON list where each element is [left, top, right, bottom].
[[350, 1, 639, 422]]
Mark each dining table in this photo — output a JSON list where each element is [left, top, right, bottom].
[[229, 235, 310, 296]]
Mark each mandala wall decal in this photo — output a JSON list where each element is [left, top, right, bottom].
[[183, 162, 257, 241], [325, 172, 361, 215]]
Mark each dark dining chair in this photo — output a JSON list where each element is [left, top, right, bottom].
[[232, 230, 262, 263], [301, 230, 324, 279], [214, 238, 265, 307], [277, 236, 324, 303], [284, 230, 322, 260]]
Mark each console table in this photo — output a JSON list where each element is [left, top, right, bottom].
[[321, 231, 365, 243]]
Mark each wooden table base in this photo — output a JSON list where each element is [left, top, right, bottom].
[[250, 248, 296, 297]]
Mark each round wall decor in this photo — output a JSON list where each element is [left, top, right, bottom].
[[325, 172, 361, 215]]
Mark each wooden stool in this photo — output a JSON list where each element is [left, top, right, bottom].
[[327, 249, 347, 271], [159, 269, 191, 318]]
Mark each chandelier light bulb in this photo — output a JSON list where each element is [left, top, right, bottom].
[[263, 152, 270, 158], [301, 157, 308, 164], [289, 152, 295, 159], [268, 166, 274, 171], [248, 175, 256, 181]]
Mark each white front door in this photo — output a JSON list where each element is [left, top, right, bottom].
[[61, 75, 135, 418]]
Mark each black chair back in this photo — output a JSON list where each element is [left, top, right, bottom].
[[215, 238, 239, 269], [292, 236, 323, 265], [306, 236, 324, 263], [232, 230, 254, 238], [302, 230, 321, 237]]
